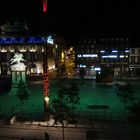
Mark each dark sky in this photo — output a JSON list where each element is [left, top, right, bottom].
[[0, 0, 140, 41]]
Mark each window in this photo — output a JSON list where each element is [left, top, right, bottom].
[[131, 56, 135, 63], [131, 49, 135, 54], [30, 53, 36, 62], [1, 54, 7, 62], [138, 56, 140, 63]]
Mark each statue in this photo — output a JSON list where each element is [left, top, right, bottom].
[[10, 53, 26, 71], [9, 52, 27, 95]]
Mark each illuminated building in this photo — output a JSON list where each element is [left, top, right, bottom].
[[0, 21, 64, 78], [129, 47, 140, 78], [74, 37, 130, 79]]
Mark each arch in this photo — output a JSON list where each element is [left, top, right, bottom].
[[30, 63, 37, 75]]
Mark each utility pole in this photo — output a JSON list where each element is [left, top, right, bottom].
[[43, 42, 49, 116], [60, 97, 64, 140], [43, 35, 54, 118], [41, 0, 49, 118]]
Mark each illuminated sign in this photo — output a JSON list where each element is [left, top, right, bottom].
[[102, 55, 108, 58], [119, 55, 125, 58], [112, 50, 118, 53], [102, 55, 118, 58], [78, 54, 98, 58], [108, 55, 117, 58], [125, 50, 129, 52], [78, 54, 82, 57], [100, 50, 105, 53]]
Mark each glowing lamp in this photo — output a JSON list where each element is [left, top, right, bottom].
[[44, 96, 49, 102]]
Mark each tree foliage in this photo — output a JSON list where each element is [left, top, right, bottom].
[[128, 100, 140, 123], [116, 83, 135, 120], [50, 82, 80, 122], [116, 83, 135, 104], [16, 80, 28, 113]]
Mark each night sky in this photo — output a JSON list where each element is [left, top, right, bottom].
[[0, 0, 140, 42]]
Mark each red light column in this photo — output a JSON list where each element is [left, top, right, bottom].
[[43, 43, 49, 111], [42, 0, 49, 112], [43, 0, 47, 12]]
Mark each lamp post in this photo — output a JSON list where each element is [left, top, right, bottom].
[[43, 41, 49, 114], [60, 97, 64, 140], [43, 35, 54, 117]]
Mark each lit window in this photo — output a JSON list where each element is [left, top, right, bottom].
[[1, 48, 7, 52]]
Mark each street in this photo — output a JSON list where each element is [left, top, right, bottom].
[[0, 124, 86, 140]]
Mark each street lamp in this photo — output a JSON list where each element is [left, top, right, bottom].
[[44, 96, 49, 107], [43, 35, 54, 116]]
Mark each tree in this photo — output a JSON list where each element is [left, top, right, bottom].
[[16, 80, 28, 113], [116, 83, 135, 121], [50, 82, 80, 140], [127, 100, 140, 124], [50, 82, 80, 122], [65, 47, 75, 77]]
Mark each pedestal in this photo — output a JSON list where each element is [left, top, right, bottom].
[[9, 71, 26, 96]]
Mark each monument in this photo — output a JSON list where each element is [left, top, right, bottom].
[[9, 52, 27, 95]]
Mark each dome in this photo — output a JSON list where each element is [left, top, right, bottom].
[[0, 20, 29, 35]]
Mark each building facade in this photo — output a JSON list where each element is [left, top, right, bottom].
[[0, 21, 65, 78], [129, 47, 140, 78], [74, 37, 130, 79]]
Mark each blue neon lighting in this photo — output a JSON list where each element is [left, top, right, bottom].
[[108, 55, 117, 58], [0, 36, 52, 44], [102, 55, 118, 58], [102, 55, 108, 58], [78, 54, 98, 58]]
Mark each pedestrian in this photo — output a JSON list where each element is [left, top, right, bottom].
[[44, 132, 49, 140]]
